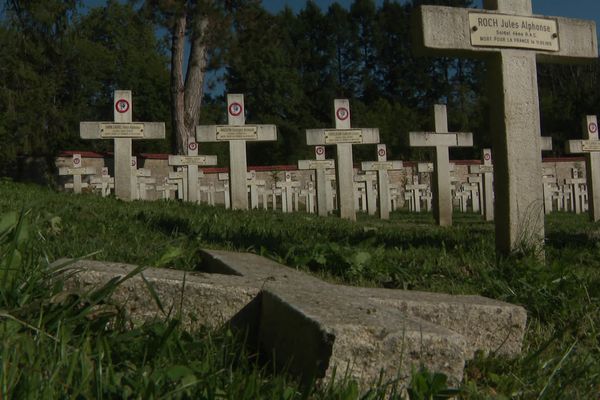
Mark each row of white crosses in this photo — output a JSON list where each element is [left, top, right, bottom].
[[414, 0, 597, 255]]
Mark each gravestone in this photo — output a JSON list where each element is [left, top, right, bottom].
[[168, 169, 187, 200], [168, 138, 217, 204], [566, 115, 600, 221], [298, 146, 335, 217], [276, 172, 300, 213], [565, 168, 586, 214], [467, 176, 482, 213], [413, 1, 597, 253], [410, 104, 473, 226], [90, 167, 114, 198], [59, 154, 95, 194], [306, 99, 379, 221], [197, 94, 277, 210], [405, 176, 428, 213], [361, 144, 403, 220], [156, 177, 178, 200], [542, 167, 556, 215], [469, 149, 494, 221], [247, 170, 266, 210], [354, 173, 378, 216], [80, 90, 166, 201], [65, 250, 527, 389], [218, 173, 231, 209]]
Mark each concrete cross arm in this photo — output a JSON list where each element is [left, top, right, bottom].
[[409, 132, 473, 147], [413, 6, 598, 62], [306, 128, 380, 145], [168, 155, 218, 166], [566, 139, 600, 154], [298, 159, 335, 170], [361, 160, 403, 171], [196, 124, 277, 142], [80, 122, 166, 139]]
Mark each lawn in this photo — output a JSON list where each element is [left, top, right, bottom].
[[0, 179, 598, 398]]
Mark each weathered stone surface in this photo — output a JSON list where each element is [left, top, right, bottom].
[[199, 249, 527, 357], [63, 249, 527, 388]]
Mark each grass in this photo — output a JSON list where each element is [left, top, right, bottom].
[[0, 179, 599, 398]]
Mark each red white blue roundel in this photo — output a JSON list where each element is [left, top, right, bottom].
[[378, 147, 386, 157], [484, 153, 491, 161], [315, 146, 325, 156], [115, 99, 129, 113], [589, 122, 598, 134], [336, 107, 349, 121], [188, 142, 198, 151], [229, 102, 243, 116]]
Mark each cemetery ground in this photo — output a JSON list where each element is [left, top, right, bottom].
[[0, 180, 598, 399]]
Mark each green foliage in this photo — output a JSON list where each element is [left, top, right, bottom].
[[1, 181, 599, 398]]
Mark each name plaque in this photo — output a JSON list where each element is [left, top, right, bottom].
[[171, 156, 211, 165], [216, 126, 258, 141], [582, 140, 600, 152], [100, 123, 145, 138], [324, 129, 363, 144], [368, 162, 395, 170], [478, 165, 494, 174], [469, 13, 559, 52], [307, 160, 335, 169]]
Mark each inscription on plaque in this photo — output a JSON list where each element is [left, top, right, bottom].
[[582, 141, 600, 152], [324, 129, 363, 144], [216, 126, 258, 141], [478, 165, 494, 174], [307, 160, 335, 169], [469, 13, 559, 52], [175, 156, 210, 165], [100, 123, 145, 138], [369, 162, 394, 170]]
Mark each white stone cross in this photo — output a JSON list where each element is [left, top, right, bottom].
[[361, 144, 403, 220], [542, 167, 557, 215], [405, 176, 428, 213], [168, 169, 187, 200], [90, 167, 114, 197], [409, 104, 473, 226], [566, 115, 600, 221], [354, 173, 378, 216], [565, 168, 586, 214], [469, 149, 494, 221], [276, 172, 300, 213], [80, 90, 165, 201], [59, 153, 95, 194], [414, 1, 597, 254], [168, 137, 217, 204], [156, 177, 178, 200], [467, 176, 483, 214], [218, 173, 231, 209], [298, 146, 336, 217], [247, 170, 266, 210], [196, 94, 277, 210], [306, 99, 379, 221]]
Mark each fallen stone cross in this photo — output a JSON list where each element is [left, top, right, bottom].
[[197, 94, 277, 210], [413, 1, 597, 254], [410, 105, 473, 225], [80, 90, 165, 201], [306, 99, 379, 221], [64, 250, 526, 390]]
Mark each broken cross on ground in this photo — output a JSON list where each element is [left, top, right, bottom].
[[65, 250, 527, 391], [361, 144, 403, 220], [413, 0, 597, 254], [409, 104, 473, 226], [80, 90, 165, 201], [306, 99, 379, 221], [196, 94, 277, 210]]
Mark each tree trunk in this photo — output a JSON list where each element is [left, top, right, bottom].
[[171, 7, 210, 155]]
